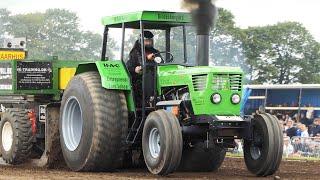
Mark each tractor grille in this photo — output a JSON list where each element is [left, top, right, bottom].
[[212, 74, 242, 91], [229, 74, 242, 91], [192, 74, 207, 91], [212, 74, 229, 90]]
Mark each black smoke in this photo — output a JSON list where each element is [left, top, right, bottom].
[[182, 0, 217, 35]]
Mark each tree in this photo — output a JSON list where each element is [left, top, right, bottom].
[[241, 22, 320, 84], [0, 8, 10, 44], [3, 8, 116, 60], [296, 42, 320, 83], [124, 8, 244, 67], [210, 9, 246, 71]]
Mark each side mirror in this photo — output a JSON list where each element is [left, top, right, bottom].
[[154, 57, 162, 64]]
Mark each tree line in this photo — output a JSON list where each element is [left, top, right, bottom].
[[0, 8, 319, 84], [0, 8, 117, 61]]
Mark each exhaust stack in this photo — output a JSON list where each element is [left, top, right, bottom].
[[182, 0, 217, 66]]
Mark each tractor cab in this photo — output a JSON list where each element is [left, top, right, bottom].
[[100, 11, 196, 119], [101, 11, 194, 65]]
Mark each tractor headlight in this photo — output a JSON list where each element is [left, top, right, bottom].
[[231, 94, 241, 104], [211, 93, 221, 104]]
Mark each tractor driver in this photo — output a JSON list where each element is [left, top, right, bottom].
[[126, 30, 159, 107]]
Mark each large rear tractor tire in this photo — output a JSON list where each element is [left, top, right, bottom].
[[179, 142, 226, 172], [59, 71, 128, 171], [142, 110, 183, 175], [243, 113, 283, 176], [0, 108, 33, 164]]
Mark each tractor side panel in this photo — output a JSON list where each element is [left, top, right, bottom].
[[95, 61, 135, 112], [95, 61, 131, 90], [76, 61, 135, 112]]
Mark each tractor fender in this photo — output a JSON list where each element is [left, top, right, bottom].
[[76, 61, 131, 90], [75, 61, 135, 111]]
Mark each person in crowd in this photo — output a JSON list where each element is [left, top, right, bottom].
[[285, 114, 291, 122], [292, 137, 311, 156], [300, 113, 308, 125], [306, 104, 314, 120], [293, 113, 299, 121], [300, 113, 313, 126], [278, 121, 285, 133], [292, 117, 297, 123], [233, 139, 243, 154], [292, 137, 303, 154], [286, 120, 297, 138], [299, 124, 309, 138], [308, 118, 320, 137], [283, 136, 294, 157], [296, 123, 302, 137]]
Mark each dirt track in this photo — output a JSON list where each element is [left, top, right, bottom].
[[0, 158, 318, 180]]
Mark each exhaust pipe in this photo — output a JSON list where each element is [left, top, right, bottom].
[[182, 0, 217, 66], [196, 35, 210, 66]]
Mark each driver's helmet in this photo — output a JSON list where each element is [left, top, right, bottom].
[[140, 31, 154, 48]]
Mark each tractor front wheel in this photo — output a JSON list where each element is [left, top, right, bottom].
[[142, 110, 183, 175], [243, 113, 283, 176]]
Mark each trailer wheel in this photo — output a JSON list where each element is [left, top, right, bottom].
[[0, 109, 33, 164], [243, 113, 283, 176], [60, 71, 128, 171], [179, 142, 226, 172], [142, 110, 183, 175]]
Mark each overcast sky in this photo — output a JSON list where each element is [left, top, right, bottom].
[[1, 0, 320, 41]]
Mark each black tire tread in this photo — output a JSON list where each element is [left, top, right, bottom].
[[157, 110, 183, 175], [62, 71, 128, 171], [262, 113, 283, 176], [0, 108, 33, 164], [244, 113, 283, 177], [142, 110, 183, 175]]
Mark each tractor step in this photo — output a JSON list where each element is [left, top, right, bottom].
[[126, 116, 143, 144]]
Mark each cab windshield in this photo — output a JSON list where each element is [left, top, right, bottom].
[[104, 23, 197, 66]]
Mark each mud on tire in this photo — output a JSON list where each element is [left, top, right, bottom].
[[59, 71, 128, 171], [0, 108, 33, 164]]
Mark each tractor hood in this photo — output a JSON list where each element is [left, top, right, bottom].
[[158, 64, 243, 76], [157, 64, 243, 116]]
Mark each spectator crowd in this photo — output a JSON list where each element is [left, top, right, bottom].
[[233, 107, 320, 158], [272, 108, 320, 158]]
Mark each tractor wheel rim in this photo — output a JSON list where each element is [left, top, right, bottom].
[[250, 145, 261, 160], [62, 96, 83, 151], [250, 129, 262, 160], [149, 128, 161, 158], [2, 121, 13, 152]]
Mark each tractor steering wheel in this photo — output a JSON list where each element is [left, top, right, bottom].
[[154, 51, 174, 63]]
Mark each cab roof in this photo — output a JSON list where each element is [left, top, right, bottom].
[[101, 11, 192, 29]]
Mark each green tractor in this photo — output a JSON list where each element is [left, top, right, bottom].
[[59, 10, 283, 176], [0, 10, 283, 177]]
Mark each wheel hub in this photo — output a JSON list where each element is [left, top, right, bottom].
[[62, 96, 83, 151], [250, 129, 263, 160], [149, 128, 161, 158], [250, 145, 261, 160], [2, 121, 13, 152]]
